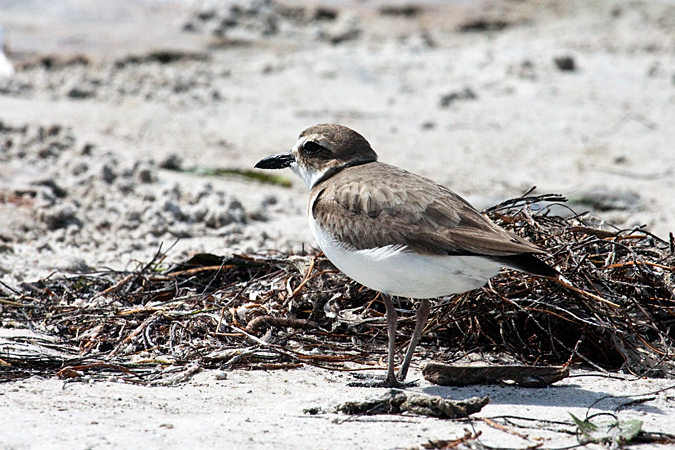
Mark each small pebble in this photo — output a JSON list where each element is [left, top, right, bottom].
[[554, 55, 576, 71]]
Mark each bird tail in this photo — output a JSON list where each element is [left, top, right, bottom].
[[496, 253, 559, 278]]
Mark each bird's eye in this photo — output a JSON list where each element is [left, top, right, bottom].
[[303, 141, 323, 154]]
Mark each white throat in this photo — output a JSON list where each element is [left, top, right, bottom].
[[291, 162, 328, 190]]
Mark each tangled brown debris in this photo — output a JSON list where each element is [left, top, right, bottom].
[[1, 193, 674, 383]]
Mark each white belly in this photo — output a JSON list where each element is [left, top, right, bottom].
[[309, 219, 504, 299]]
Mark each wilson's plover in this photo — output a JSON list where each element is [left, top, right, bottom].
[[255, 124, 557, 387]]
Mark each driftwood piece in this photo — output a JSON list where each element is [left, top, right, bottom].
[[337, 389, 489, 418], [423, 363, 569, 387]]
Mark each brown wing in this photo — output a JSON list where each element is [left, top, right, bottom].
[[310, 162, 545, 257]]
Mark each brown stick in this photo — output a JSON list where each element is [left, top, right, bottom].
[[423, 363, 569, 387]]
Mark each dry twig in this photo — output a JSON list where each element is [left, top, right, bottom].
[[1, 193, 673, 383]]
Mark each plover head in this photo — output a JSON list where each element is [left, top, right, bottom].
[[255, 124, 377, 189]]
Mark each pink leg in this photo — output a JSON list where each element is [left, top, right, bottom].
[[397, 298, 430, 382], [381, 293, 399, 387]]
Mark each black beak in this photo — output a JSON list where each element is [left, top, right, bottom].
[[254, 152, 295, 170]]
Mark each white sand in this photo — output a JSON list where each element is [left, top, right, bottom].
[[1, 0, 675, 448]]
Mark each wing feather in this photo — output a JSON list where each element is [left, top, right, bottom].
[[310, 162, 545, 257]]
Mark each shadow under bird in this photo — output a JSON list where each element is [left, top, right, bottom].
[[255, 124, 558, 387]]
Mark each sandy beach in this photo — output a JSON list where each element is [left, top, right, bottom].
[[1, 0, 675, 448]]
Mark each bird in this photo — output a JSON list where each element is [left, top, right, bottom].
[[255, 124, 558, 387]]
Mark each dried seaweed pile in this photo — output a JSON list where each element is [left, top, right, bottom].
[[1, 194, 674, 383]]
